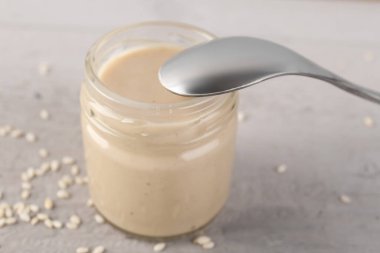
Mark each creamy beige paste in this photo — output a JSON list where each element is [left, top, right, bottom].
[[82, 44, 237, 237]]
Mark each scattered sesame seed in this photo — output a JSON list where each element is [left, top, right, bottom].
[[92, 246, 105, 253], [44, 219, 54, 229], [52, 220, 63, 229], [0, 125, 12, 137], [153, 242, 166, 252], [25, 132, 37, 143], [62, 175, 74, 186], [21, 190, 31, 200], [37, 213, 49, 221], [38, 148, 49, 158], [70, 215, 81, 225], [76, 247, 90, 253], [0, 218, 6, 227], [37, 62, 51, 76], [339, 194, 352, 204], [86, 199, 94, 207], [202, 241, 215, 249], [50, 160, 60, 171], [26, 167, 36, 179], [19, 212, 31, 222], [10, 129, 24, 138], [30, 217, 40, 225], [58, 180, 68, 189], [5, 217, 17, 225], [21, 182, 32, 190], [94, 214, 105, 224], [193, 235, 212, 245], [62, 156, 75, 165], [57, 190, 70, 199], [5, 208, 13, 218], [29, 204, 39, 213], [275, 164, 287, 174], [363, 116, 375, 128], [65, 221, 78, 230], [39, 109, 50, 120], [75, 177, 84, 185], [44, 198, 54, 210], [21, 172, 30, 182], [71, 165, 80, 176]]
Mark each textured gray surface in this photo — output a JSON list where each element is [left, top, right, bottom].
[[1, 0, 380, 252]]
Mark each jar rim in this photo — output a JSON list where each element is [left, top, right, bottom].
[[85, 21, 227, 111]]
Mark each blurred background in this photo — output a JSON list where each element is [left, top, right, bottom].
[[0, 0, 380, 253]]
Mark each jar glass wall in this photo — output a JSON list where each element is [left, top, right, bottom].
[[81, 21, 238, 238]]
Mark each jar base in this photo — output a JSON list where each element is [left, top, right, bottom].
[[93, 205, 223, 241]]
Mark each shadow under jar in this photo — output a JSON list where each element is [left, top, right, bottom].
[[80, 21, 238, 238]]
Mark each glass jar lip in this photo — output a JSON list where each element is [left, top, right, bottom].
[[85, 20, 225, 111]]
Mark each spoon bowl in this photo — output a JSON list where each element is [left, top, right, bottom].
[[159, 37, 380, 105]]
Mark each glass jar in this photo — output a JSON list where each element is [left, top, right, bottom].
[[81, 21, 238, 238]]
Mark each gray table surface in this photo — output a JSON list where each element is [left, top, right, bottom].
[[1, 0, 380, 252]]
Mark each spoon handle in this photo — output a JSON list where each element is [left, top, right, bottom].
[[298, 63, 380, 105]]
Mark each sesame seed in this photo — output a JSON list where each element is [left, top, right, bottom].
[[193, 235, 212, 245], [29, 204, 39, 213], [0, 218, 6, 228], [44, 198, 54, 210], [37, 213, 49, 221], [202, 241, 215, 249], [363, 116, 375, 128], [58, 180, 68, 189], [57, 190, 70, 199], [19, 212, 31, 222], [70, 215, 81, 225], [5, 208, 13, 218], [0, 210, 4, 219], [62, 156, 75, 165], [86, 199, 94, 207], [37, 62, 51, 76], [52, 220, 63, 229], [275, 164, 287, 174], [94, 214, 105, 224], [75, 177, 84, 185], [50, 160, 60, 171], [30, 217, 40, 225], [62, 175, 74, 185], [71, 165, 80, 176], [44, 219, 54, 229], [83, 177, 89, 184], [25, 132, 37, 143], [38, 148, 49, 158], [65, 221, 78, 230], [5, 217, 17, 225], [153, 242, 166, 252], [21, 190, 31, 200], [0, 125, 12, 137], [39, 109, 50, 120], [21, 172, 30, 182], [12, 202, 24, 213], [92, 246, 105, 253], [26, 167, 36, 179], [21, 182, 32, 190], [10, 129, 24, 138], [76, 247, 90, 253], [339, 194, 352, 204]]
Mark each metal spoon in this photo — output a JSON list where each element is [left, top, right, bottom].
[[159, 37, 380, 105]]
